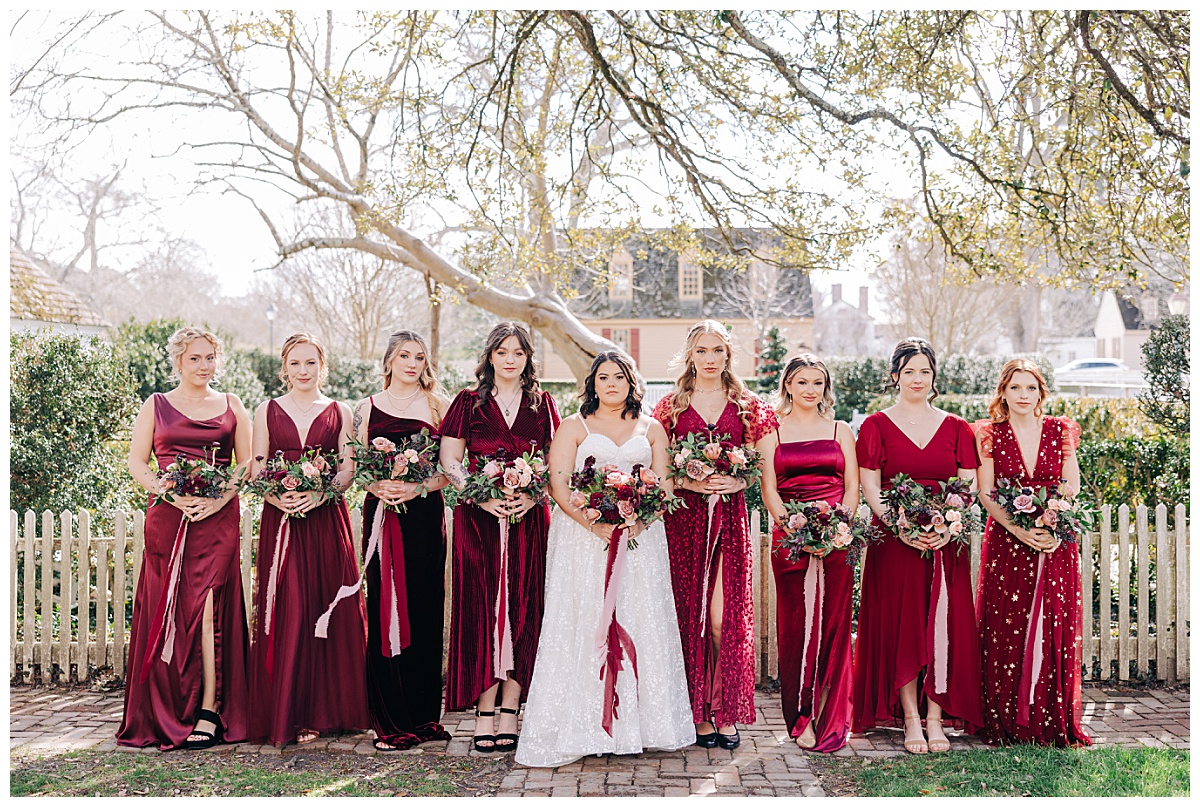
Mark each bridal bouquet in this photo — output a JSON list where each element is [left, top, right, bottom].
[[155, 442, 235, 509], [568, 456, 683, 550], [776, 500, 875, 566], [667, 432, 761, 496], [242, 446, 342, 518], [882, 473, 981, 556], [462, 446, 549, 523], [990, 477, 1094, 546], [350, 428, 442, 512]]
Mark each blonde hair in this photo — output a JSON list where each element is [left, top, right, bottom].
[[278, 332, 329, 388], [665, 320, 753, 439], [776, 353, 836, 418], [988, 359, 1049, 422], [166, 327, 224, 383], [381, 330, 448, 425]]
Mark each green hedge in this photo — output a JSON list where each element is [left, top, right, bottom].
[[1076, 437, 1189, 510]]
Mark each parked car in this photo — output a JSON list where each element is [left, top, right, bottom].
[[1053, 358, 1146, 396]]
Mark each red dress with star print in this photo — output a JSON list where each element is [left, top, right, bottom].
[[652, 392, 778, 727], [973, 416, 1091, 747]]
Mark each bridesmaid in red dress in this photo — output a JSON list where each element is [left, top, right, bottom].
[[247, 333, 369, 747], [440, 322, 561, 753], [343, 330, 453, 751], [651, 320, 778, 750], [854, 337, 983, 754], [118, 327, 252, 750], [757, 355, 858, 752], [973, 359, 1091, 747]]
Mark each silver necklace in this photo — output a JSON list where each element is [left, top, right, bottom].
[[386, 386, 421, 405], [288, 395, 320, 416], [495, 388, 522, 417]]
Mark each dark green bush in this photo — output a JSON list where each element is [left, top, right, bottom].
[[1138, 314, 1188, 438], [1076, 437, 1189, 510]]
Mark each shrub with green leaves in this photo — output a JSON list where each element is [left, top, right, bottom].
[[1076, 437, 1189, 510], [10, 330, 139, 519], [756, 326, 787, 394], [1138, 314, 1188, 438]]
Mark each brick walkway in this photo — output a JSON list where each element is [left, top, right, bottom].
[[10, 686, 1189, 796]]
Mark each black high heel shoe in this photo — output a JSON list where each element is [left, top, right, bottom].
[[695, 723, 718, 749], [186, 708, 222, 750], [472, 708, 496, 753], [495, 706, 520, 752], [716, 726, 741, 750]]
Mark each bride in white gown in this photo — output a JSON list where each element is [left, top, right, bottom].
[[516, 352, 695, 768]]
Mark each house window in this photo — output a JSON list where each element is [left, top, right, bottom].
[[611, 328, 631, 353], [678, 253, 702, 300], [609, 248, 633, 300], [1112, 337, 1121, 359]]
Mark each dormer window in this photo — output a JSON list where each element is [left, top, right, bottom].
[[609, 246, 634, 300], [678, 252, 702, 300]]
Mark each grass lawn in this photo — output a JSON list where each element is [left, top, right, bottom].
[[809, 745, 1189, 797], [10, 748, 513, 797]]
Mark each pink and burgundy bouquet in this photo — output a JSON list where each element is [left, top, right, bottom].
[[242, 446, 342, 518], [568, 456, 683, 550], [155, 442, 234, 509], [667, 431, 762, 497], [461, 446, 549, 523], [350, 428, 442, 512], [882, 473, 981, 557], [990, 477, 1094, 546], [776, 499, 875, 566]]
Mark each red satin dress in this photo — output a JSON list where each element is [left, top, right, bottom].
[[974, 417, 1091, 747], [247, 401, 368, 746], [360, 405, 451, 747], [852, 412, 983, 734], [652, 393, 778, 727], [117, 394, 250, 749], [770, 427, 854, 752], [441, 388, 561, 711]]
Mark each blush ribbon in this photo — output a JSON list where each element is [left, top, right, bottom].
[[798, 555, 825, 717], [926, 547, 951, 695], [139, 517, 189, 682], [699, 493, 722, 638], [492, 515, 515, 680], [262, 516, 290, 676], [1017, 552, 1048, 726]]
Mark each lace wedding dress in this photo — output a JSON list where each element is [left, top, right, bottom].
[[516, 423, 695, 767]]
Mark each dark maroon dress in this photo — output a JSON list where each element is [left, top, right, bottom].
[[362, 403, 451, 747], [651, 394, 778, 727], [974, 417, 1091, 747], [440, 388, 560, 711], [852, 412, 984, 734], [247, 401, 369, 746], [117, 394, 250, 749], [770, 427, 854, 752]]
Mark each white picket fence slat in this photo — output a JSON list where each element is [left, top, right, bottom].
[[9, 504, 1191, 684]]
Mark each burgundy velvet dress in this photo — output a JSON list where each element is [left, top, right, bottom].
[[652, 393, 778, 727], [441, 388, 560, 711], [247, 401, 369, 746], [974, 417, 1091, 747], [770, 426, 854, 752], [361, 403, 452, 747], [117, 394, 250, 749], [852, 412, 983, 734]]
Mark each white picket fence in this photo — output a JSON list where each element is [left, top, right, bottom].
[[9, 504, 1191, 686]]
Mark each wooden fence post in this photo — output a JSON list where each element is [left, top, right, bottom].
[[1081, 526, 1094, 678], [1155, 503, 1174, 683], [112, 512, 127, 678], [23, 510, 35, 683], [1116, 505, 1131, 681], [77, 510, 92, 680], [10, 512, 17, 680], [1175, 504, 1189, 680], [1098, 505, 1113, 680], [750, 510, 762, 685], [40, 510, 54, 684], [1136, 505, 1150, 677]]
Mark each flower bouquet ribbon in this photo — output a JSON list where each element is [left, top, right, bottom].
[[925, 547, 951, 695], [140, 517, 190, 683], [798, 555, 826, 716], [595, 523, 639, 737]]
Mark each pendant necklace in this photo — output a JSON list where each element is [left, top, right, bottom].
[[495, 388, 522, 417], [289, 395, 320, 416]]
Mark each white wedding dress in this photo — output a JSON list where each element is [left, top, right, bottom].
[[516, 422, 695, 768]]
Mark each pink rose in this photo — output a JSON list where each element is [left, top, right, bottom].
[[788, 513, 807, 531], [618, 500, 636, 520], [502, 468, 522, 489], [703, 442, 723, 460], [404, 448, 420, 462], [301, 461, 320, 479], [569, 490, 588, 509], [1040, 509, 1059, 527], [605, 471, 626, 488], [930, 512, 947, 533], [945, 509, 962, 523], [518, 468, 532, 487], [530, 457, 546, 473], [639, 468, 659, 486], [897, 513, 909, 530], [1046, 498, 1064, 511], [371, 436, 397, 452], [728, 448, 747, 466], [945, 493, 965, 509], [391, 456, 409, 479], [815, 500, 832, 515], [584, 507, 602, 523], [832, 521, 853, 548], [674, 448, 690, 467], [685, 458, 713, 481], [483, 460, 503, 479], [948, 520, 963, 536], [313, 454, 329, 472], [1013, 494, 1036, 513], [282, 476, 301, 490], [160, 477, 176, 491]]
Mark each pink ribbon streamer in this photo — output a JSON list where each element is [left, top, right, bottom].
[[596, 525, 639, 737], [1017, 552, 1048, 726], [927, 548, 950, 695], [798, 555, 825, 717], [263, 517, 290, 676], [492, 516, 515, 680], [699, 493, 721, 638], [139, 518, 189, 683]]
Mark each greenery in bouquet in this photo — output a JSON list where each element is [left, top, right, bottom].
[[989, 477, 1095, 546], [776, 499, 876, 566], [155, 442, 235, 509], [667, 431, 762, 497], [461, 446, 549, 523], [350, 428, 442, 512], [882, 473, 981, 557], [568, 455, 684, 550], [242, 446, 342, 518]]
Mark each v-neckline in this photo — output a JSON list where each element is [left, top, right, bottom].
[[489, 389, 524, 431], [688, 400, 732, 431], [1006, 418, 1045, 480], [879, 410, 951, 451], [275, 399, 336, 448]]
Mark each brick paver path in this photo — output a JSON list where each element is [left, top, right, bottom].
[[10, 686, 1189, 796]]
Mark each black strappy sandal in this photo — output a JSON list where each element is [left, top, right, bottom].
[[472, 708, 496, 753], [494, 706, 520, 752], [186, 708, 222, 750]]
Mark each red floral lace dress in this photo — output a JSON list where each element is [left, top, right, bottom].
[[973, 416, 1091, 747]]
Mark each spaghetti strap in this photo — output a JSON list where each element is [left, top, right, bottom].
[[579, 416, 591, 435], [833, 419, 838, 440], [634, 415, 651, 438]]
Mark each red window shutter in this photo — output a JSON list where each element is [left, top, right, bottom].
[[602, 327, 611, 340], [630, 328, 640, 364]]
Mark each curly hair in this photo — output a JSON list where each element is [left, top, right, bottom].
[[664, 319, 753, 438], [278, 332, 329, 388], [472, 321, 543, 412], [578, 350, 644, 419], [381, 329, 447, 424], [166, 327, 224, 383]]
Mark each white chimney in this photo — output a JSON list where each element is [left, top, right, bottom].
[[831, 284, 842, 304], [859, 286, 869, 315]]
